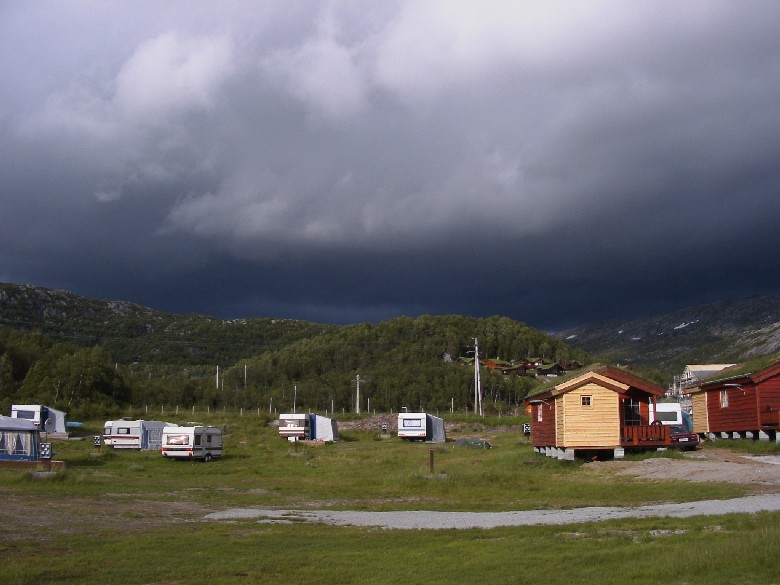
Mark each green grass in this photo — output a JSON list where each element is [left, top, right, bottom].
[[1, 413, 775, 584], [2, 415, 742, 510], [706, 437, 780, 456], [3, 514, 780, 584]]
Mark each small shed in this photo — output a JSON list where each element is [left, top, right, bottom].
[[688, 358, 780, 442], [525, 365, 670, 460], [0, 415, 42, 463]]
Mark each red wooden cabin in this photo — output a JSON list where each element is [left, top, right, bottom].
[[688, 359, 780, 441]]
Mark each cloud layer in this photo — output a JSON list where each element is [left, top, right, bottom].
[[3, 1, 780, 329]]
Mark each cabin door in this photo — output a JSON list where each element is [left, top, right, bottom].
[[623, 398, 641, 426]]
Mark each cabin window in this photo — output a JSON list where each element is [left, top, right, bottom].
[[537, 406, 543, 422], [581, 395, 592, 407], [720, 390, 729, 408]]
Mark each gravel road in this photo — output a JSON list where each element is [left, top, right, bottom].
[[204, 493, 780, 529]]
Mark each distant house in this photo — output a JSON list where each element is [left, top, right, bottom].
[[688, 359, 780, 442], [525, 365, 670, 460], [536, 363, 567, 377], [0, 415, 42, 463], [500, 364, 535, 377], [561, 360, 583, 371], [681, 364, 736, 388]]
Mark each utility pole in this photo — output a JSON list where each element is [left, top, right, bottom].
[[474, 337, 483, 416], [354, 374, 361, 414]]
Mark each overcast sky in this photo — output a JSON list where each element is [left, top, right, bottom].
[[2, 1, 780, 331]]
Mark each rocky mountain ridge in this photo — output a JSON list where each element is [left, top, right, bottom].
[[555, 294, 780, 374]]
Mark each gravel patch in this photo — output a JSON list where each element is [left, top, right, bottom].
[[204, 493, 780, 529]]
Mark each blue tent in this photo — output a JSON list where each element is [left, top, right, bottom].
[[0, 415, 42, 462]]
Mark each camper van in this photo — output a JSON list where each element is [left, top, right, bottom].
[[161, 426, 223, 461], [108, 419, 175, 450], [11, 404, 67, 434], [277, 414, 338, 442], [397, 412, 446, 443]]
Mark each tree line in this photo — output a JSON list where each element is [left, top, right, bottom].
[[0, 315, 589, 419]]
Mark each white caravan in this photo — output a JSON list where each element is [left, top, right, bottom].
[[277, 413, 339, 442], [397, 412, 446, 443], [11, 404, 67, 434], [278, 413, 309, 440], [102, 420, 114, 446], [161, 426, 223, 461], [109, 419, 175, 450], [650, 402, 694, 431]]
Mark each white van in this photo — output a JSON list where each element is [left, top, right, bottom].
[[161, 426, 223, 461]]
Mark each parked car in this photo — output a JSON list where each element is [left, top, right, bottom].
[[668, 424, 699, 450]]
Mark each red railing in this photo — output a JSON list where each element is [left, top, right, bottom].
[[621, 424, 670, 447]]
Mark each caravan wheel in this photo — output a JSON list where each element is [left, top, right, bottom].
[[204, 453, 212, 462]]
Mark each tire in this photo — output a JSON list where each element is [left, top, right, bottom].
[[204, 453, 212, 462]]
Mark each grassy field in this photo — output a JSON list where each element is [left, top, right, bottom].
[[1, 414, 779, 584]]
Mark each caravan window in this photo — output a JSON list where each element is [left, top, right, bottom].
[[117, 427, 131, 435], [14, 410, 36, 420], [194, 434, 202, 446], [402, 419, 423, 428], [103, 426, 112, 435], [166, 434, 189, 446]]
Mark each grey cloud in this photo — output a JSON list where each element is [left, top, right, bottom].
[[2, 1, 780, 330]]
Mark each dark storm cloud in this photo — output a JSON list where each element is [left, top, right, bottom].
[[3, 1, 780, 330]]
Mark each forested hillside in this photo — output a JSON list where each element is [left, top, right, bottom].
[[0, 283, 339, 364], [0, 284, 588, 418]]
